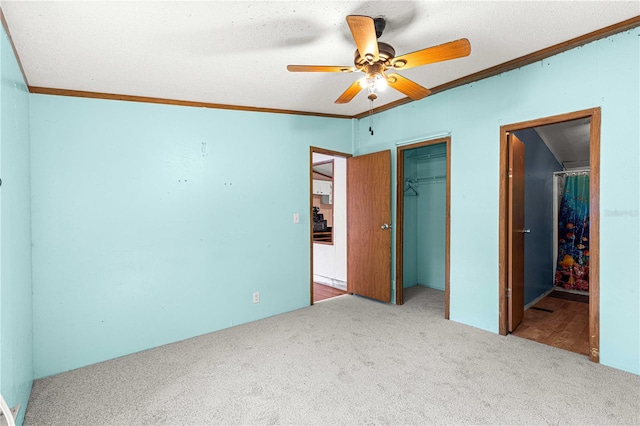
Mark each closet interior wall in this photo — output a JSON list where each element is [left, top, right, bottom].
[[402, 144, 447, 290]]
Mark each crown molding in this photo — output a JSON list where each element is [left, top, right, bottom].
[[2, 6, 637, 120], [28, 86, 353, 119], [353, 15, 640, 119]]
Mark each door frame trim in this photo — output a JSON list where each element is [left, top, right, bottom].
[[498, 107, 601, 362], [309, 147, 352, 306], [395, 137, 451, 319]]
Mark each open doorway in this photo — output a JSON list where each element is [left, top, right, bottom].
[[395, 137, 450, 316], [310, 147, 350, 303], [499, 108, 601, 362]]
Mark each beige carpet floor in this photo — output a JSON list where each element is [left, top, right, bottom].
[[25, 286, 639, 425]]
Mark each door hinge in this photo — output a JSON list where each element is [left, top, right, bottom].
[[506, 288, 512, 298]]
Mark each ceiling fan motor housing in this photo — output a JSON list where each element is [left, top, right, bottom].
[[354, 42, 396, 70]]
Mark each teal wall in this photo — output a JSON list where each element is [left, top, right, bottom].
[[29, 96, 352, 378], [402, 144, 447, 290], [0, 26, 32, 425], [515, 128, 562, 305], [354, 29, 639, 374], [402, 152, 418, 288], [415, 146, 447, 291], [2, 19, 638, 395]]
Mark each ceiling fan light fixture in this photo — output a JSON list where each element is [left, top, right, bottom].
[[375, 75, 388, 91], [359, 73, 387, 92], [360, 72, 388, 102]]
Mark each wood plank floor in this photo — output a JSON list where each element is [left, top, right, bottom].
[[512, 295, 589, 356], [313, 282, 347, 302]]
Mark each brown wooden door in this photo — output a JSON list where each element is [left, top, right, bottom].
[[508, 133, 525, 331], [347, 150, 391, 302]]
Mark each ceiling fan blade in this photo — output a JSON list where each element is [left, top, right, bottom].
[[335, 79, 363, 104], [346, 15, 379, 63], [386, 73, 432, 100], [391, 38, 471, 70], [287, 65, 355, 73]]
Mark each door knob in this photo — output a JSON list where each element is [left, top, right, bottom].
[[520, 228, 531, 233], [381, 223, 392, 230]]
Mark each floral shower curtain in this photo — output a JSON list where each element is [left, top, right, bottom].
[[555, 174, 590, 291]]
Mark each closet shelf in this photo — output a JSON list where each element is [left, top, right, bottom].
[[406, 175, 446, 185], [405, 152, 447, 160]]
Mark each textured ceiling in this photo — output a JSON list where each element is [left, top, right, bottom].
[[535, 119, 591, 167], [312, 162, 334, 177], [1, 1, 639, 117]]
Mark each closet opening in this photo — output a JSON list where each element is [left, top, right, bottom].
[[499, 108, 600, 362], [395, 137, 450, 317]]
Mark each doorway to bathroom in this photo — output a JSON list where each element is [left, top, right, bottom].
[[499, 108, 601, 362]]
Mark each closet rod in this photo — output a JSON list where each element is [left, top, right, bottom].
[[554, 168, 590, 176], [406, 152, 446, 160], [407, 175, 447, 183]]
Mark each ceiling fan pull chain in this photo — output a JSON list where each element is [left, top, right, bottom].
[[369, 100, 374, 135]]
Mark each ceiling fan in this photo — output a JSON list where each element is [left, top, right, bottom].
[[287, 15, 471, 104]]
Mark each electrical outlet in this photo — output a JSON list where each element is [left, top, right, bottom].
[[293, 213, 300, 224], [253, 292, 260, 304]]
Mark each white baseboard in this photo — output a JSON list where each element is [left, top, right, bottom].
[[313, 275, 347, 291], [553, 286, 589, 296], [525, 288, 554, 310]]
